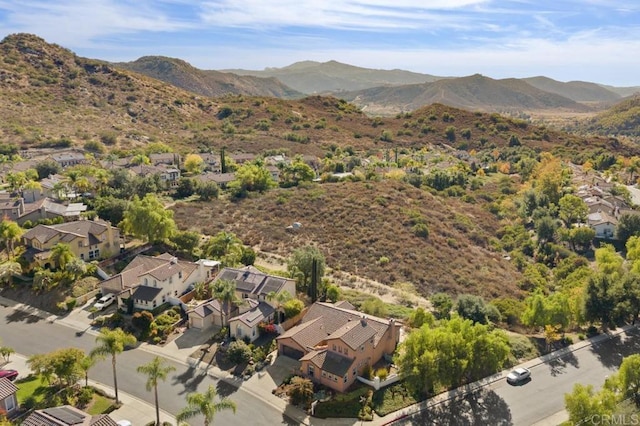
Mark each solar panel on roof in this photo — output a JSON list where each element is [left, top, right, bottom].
[[43, 407, 86, 425]]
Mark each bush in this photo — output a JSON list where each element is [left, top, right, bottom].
[[77, 387, 93, 406], [375, 368, 388, 381], [227, 340, 252, 364], [287, 376, 314, 408], [362, 364, 373, 380], [283, 299, 304, 319], [132, 311, 154, 334]]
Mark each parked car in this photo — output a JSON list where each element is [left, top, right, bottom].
[[0, 369, 18, 381], [94, 293, 116, 310], [506, 367, 531, 385]]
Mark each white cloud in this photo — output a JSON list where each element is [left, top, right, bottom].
[[0, 0, 194, 46]]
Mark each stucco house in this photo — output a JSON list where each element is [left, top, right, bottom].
[[47, 152, 88, 168], [187, 266, 295, 338], [0, 377, 18, 418], [587, 211, 617, 239], [0, 195, 24, 221], [277, 301, 401, 393], [22, 218, 120, 268], [21, 405, 117, 426], [101, 254, 219, 312], [229, 300, 275, 343]]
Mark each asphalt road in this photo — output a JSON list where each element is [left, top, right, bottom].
[[396, 328, 640, 426], [0, 305, 297, 426]]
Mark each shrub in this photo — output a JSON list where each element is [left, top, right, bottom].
[[412, 223, 429, 238], [77, 387, 93, 407], [132, 311, 154, 334], [375, 368, 388, 381], [362, 364, 373, 380], [283, 299, 304, 318], [287, 376, 314, 408], [227, 340, 252, 364]]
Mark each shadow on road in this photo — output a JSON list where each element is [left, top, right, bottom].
[[548, 350, 579, 376], [399, 388, 513, 426], [5, 309, 43, 324], [590, 328, 640, 369], [172, 366, 208, 395], [216, 379, 239, 398]]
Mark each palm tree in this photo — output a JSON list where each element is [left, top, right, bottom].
[[176, 385, 236, 426], [210, 279, 240, 328], [266, 290, 292, 324], [137, 356, 176, 426], [50, 243, 74, 270], [0, 220, 23, 258], [79, 354, 97, 387], [0, 261, 22, 287], [90, 327, 137, 404]]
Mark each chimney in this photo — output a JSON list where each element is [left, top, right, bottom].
[[361, 315, 367, 327]]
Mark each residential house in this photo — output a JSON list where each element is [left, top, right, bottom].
[[229, 299, 275, 343], [149, 152, 180, 166], [47, 152, 87, 168], [101, 254, 219, 312], [22, 218, 120, 267], [229, 153, 256, 164], [21, 405, 117, 426], [587, 211, 617, 239], [0, 194, 24, 221], [39, 174, 69, 200], [135, 164, 181, 189], [200, 153, 221, 172], [0, 377, 18, 418], [187, 266, 295, 336], [17, 198, 87, 226], [277, 301, 401, 392], [195, 172, 235, 189]]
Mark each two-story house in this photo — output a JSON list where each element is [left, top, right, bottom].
[[187, 266, 296, 340], [0, 194, 24, 221], [277, 301, 401, 392], [101, 253, 219, 312], [22, 218, 120, 268]]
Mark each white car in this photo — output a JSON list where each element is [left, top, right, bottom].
[[94, 293, 116, 310], [506, 367, 531, 385]]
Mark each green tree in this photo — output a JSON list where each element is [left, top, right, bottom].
[[5, 171, 28, 192], [175, 177, 198, 198], [27, 347, 85, 387], [287, 246, 326, 294], [280, 159, 316, 187], [228, 162, 276, 198], [50, 243, 75, 270], [130, 154, 151, 168], [184, 154, 205, 175], [266, 290, 292, 324], [282, 298, 304, 319], [618, 354, 640, 406], [564, 383, 617, 425], [0, 220, 23, 257], [584, 273, 617, 328], [617, 213, 640, 244], [325, 284, 341, 303], [176, 384, 236, 426], [90, 327, 137, 404], [287, 376, 314, 408], [534, 215, 558, 244], [558, 194, 588, 227], [121, 194, 177, 243], [430, 293, 453, 320], [170, 230, 201, 256], [563, 227, 595, 252], [0, 261, 21, 287], [137, 356, 176, 426], [35, 159, 62, 180], [94, 196, 129, 225], [79, 354, 97, 387], [202, 231, 244, 267], [210, 279, 240, 328], [456, 294, 489, 324], [407, 307, 434, 329], [195, 181, 219, 201]]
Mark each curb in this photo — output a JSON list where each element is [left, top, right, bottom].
[[379, 324, 639, 425]]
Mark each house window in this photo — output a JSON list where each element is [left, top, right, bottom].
[[345, 348, 348, 356], [162, 296, 166, 303], [360, 346, 364, 352], [5, 394, 15, 412], [322, 372, 326, 377], [252, 329, 255, 336], [344, 376, 348, 383], [308, 365, 314, 377], [152, 301, 157, 308], [80, 253, 84, 259], [174, 290, 178, 296], [145, 278, 148, 285], [332, 344, 336, 351], [338, 346, 342, 353], [243, 293, 248, 298], [353, 369, 356, 376], [78, 241, 82, 248]]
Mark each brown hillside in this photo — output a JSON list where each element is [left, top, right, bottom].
[[115, 56, 302, 99], [0, 34, 636, 160], [171, 179, 523, 300]]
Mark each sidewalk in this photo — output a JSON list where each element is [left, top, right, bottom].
[[3, 353, 175, 426]]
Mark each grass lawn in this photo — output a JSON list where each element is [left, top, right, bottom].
[[85, 393, 115, 415], [15, 375, 51, 405], [372, 382, 424, 416]]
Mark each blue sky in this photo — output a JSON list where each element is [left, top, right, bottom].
[[0, 0, 639, 86]]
